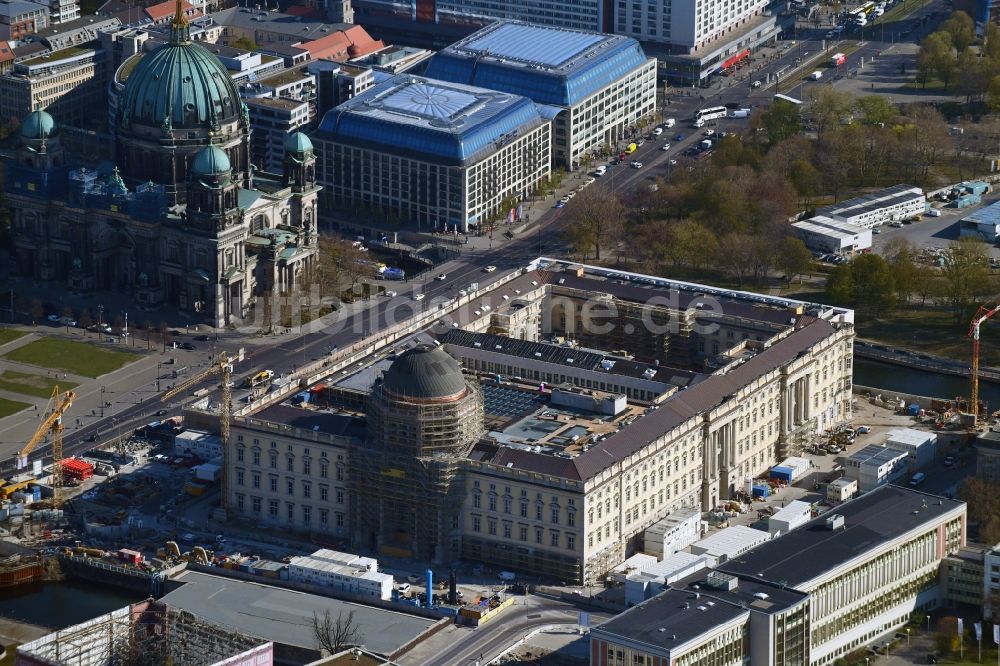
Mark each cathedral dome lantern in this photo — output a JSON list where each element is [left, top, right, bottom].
[[21, 110, 56, 142], [113, 0, 250, 201]]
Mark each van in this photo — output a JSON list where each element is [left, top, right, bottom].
[[809, 70, 823, 81], [625, 143, 637, 153], [729, 109, 750, 119], [498, 571, 516, 582], [926, 208, 941, 217], [909, 472, 926, 486]]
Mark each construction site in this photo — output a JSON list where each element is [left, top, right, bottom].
[[15, 599, 273, 666]]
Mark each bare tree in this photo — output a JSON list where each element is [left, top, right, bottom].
[[60, 306, 74, 332], [312, 609, 360, 655], [79, 309, 93, 337], [30, 298, 43, 326], [159, 322, 171, 352], [562, 186, 626, 261]]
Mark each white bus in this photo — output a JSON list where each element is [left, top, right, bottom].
[[694, 106, 727, 125]]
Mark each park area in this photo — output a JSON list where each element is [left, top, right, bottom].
[[0, 329, 27, 346], [0, 370, 78, 398], [0, 396, 30, 418], [2, 338, 136, 378]]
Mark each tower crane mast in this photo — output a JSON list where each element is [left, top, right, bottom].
[[969, 302, 1000, 427], [18, 386, 74, 507], [160, 352, 234, 511]]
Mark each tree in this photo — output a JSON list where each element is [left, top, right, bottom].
[[941, 237, 992, 321], [79, 309, 92, 337], [988, 75, 1000, 112], [113, 314, 124, 336], [143, 319, 153, 350], [317, 238, 372, 297], [958, 477, 1000, 544], [808, 88, 854, 138], [30, 298, 42, 326], [788, 159, 822, 204], [984, 23, 1000, 60], [855, 95, 896, 126], [826, 254, 896, 314], [60, 306, 73, 332], [882, 238, 918, 303], [563, 186, 625, 261], [941, 10, 975, 52], [759, 99, 801, 145], [919, 31, 956, 88], [231, 36, 258, 51], [159, 322, 171, 352], [776, 237, 812, 285], [312, 609, 360, 655]]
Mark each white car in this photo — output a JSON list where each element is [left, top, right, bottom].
[[436, 273, 447, 281], [413, 293, 426, 301], [46, 313, 60, 322], [630, 161, 643, 169], [660, 143, 670, 151], [668, 159, 678, 165], [484, 265, 497, 273], [653, 127, 663, 135], [703, 129, 715, 137], [384, 290, 397, 298]]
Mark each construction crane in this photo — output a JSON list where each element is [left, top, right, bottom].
[[969, 302, 1000, 427], [19, 386, 75, 507], [160, 352, 234, 511]]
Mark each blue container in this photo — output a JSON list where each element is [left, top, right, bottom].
[[752, 484, 770, 498], [770, 466, 793, 483], [31, 487, 41, 502]]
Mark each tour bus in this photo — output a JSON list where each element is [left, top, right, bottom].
[[695, 106, 728, 125]]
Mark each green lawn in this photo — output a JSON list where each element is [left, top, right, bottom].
[[2, 338, 137, 378], [0, 396, 30, 418], [0, 328, 27, 345], [0, 369, 78, 398]]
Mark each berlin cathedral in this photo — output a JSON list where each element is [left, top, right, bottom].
[[6, 2, 320, 327]]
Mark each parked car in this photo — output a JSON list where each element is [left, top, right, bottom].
[[660, 143, 671, 151], [554, 201, 566, 208], [178, 342, 196, 350], [653, 127, 663, 135], [943, 456, 955, 467]]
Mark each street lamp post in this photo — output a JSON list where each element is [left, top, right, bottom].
[[156, 362, 161, 392], [100, 385, 106, 418]]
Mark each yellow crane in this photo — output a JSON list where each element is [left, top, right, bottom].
[[18, 386, 75, 507], [969, 302, 1000, 427], [160, 352, 234, 511]]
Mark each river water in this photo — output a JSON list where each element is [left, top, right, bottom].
[[854, 358, 1000, 408], [0, 578, 143, 629]]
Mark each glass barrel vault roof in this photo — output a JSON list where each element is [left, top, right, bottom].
[[424, 21, 650, 108]]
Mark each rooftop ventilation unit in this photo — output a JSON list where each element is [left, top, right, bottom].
[[706, 571, 738, 591], [825, 514, 845, 530]]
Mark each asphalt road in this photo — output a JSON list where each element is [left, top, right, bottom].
[[3, 0, 948, 476], [398, 594, 609, 666]]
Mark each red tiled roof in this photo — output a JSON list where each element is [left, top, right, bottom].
[[298, 24, 383, 61], [144, 0, 199, 23]]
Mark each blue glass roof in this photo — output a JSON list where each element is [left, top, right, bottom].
[[425, 21, 650, 108], [464, 23, 605, 68], [316, 75, 546, 166]]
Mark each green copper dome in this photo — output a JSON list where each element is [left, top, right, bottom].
[[191, 146, 231, 177], [21, 110, 55, 140], [284, 132, 313, 155], [119, 40, 242, 130]]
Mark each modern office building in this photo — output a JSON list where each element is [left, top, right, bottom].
[[593, 485, 967, 665], [0, 0, 47, 41], [312, 74, 551, 232], [425, 21, 656, 168], [0, 45, 104, 129], [242, 67, 317, 173], [815, 184, 926, 229], [976, 429, 1000, 483]]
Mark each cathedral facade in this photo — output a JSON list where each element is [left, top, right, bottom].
[[6, 4, 319, 328]]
